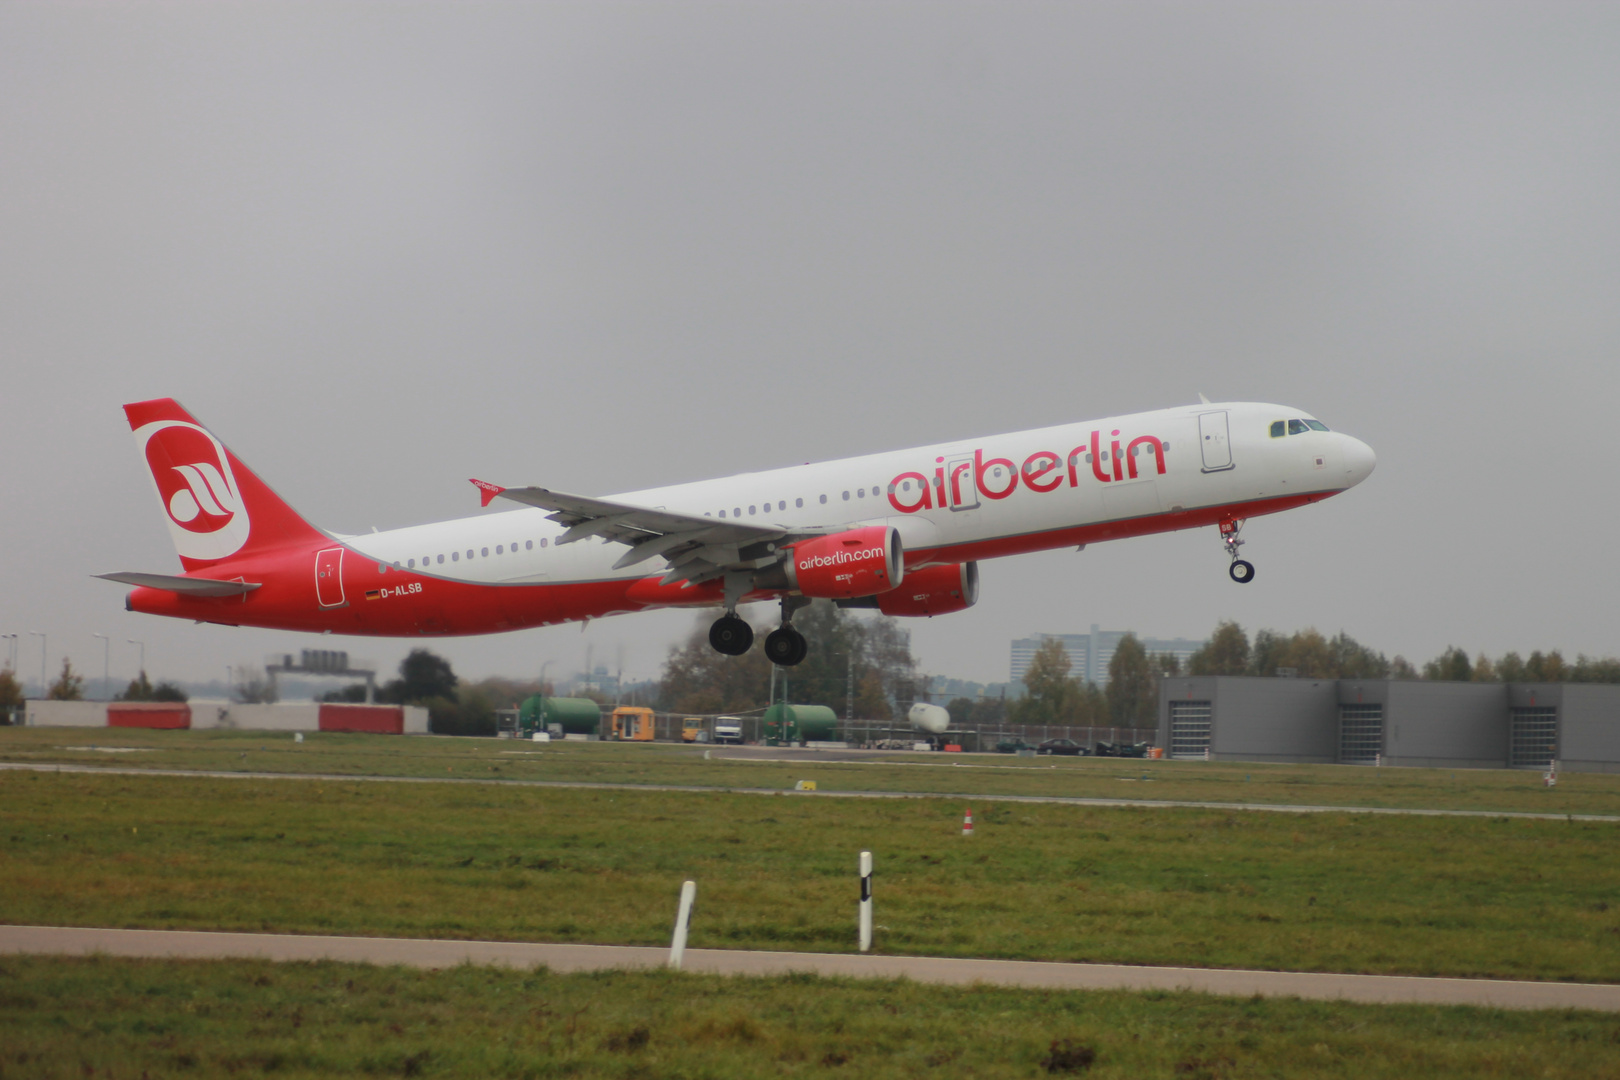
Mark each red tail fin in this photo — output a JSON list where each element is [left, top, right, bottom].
[[124, 398, 328, 571]]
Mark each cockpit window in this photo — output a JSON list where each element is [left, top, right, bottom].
[[1287, 419, 1309, 435], [1304, 419, 1329, 431], [1270, 421, 1286, 438]]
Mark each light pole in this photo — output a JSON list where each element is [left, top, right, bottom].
[[2, 634, 16, 673], [127, 640, 145, 681], [28, 632, 46, 698], [537, 660, 554, 735], [93, 634, 110, 700]]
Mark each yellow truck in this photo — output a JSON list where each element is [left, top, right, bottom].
[[680, 718, 709, 743]]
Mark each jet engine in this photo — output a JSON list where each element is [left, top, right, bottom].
[[874, 562, 979, 617], [908, 702, 951, 734], [785, 526, 903, 599]]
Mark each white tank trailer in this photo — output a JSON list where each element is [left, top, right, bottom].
[[907, 702, 951, 735]]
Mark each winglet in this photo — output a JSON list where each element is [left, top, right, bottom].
[[469, 479, 505, 508], [1198, 392, 1211, 405]]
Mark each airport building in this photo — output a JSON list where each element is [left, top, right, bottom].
[[1157, 676, 1620, 772], [1011, 627, 1203, 687]]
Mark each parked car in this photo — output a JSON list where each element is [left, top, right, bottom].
[[994, 737, 1031, 754], [1093, 740, 1151, 758], [1037, 738, 1087, 756]]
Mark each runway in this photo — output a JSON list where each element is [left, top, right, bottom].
[[4, 761, 1614, 823], [4, 925, 1616, 1012]]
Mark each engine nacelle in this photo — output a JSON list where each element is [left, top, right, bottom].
[[875, 562, 979, 617], [786, 526, 903, 599], [908, 702, 951, 734]]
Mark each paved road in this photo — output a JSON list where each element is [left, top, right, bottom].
[[3, 761, 1615, 822], [4, 925, 1615, 1011]]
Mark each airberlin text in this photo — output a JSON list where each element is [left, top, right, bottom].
[[887, 430, 1167, 514], [798, 548, 884, 571]]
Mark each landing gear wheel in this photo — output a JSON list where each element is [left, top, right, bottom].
[[1229, 559, 1256, 584], [709, 614, 754, 656], [764, 626, 809, 667]]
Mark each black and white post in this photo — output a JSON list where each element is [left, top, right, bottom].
[[669, 879, 696, 970], [858, 850, 873, 953]]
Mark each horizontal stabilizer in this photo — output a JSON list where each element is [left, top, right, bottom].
[[96, 572, 261, 597]]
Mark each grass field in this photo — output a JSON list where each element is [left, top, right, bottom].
[[5, 956, 1620, 1079], [4, 767, 1619, 982], [2, 726, 1616, 816]]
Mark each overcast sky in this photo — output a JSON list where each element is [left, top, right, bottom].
[[4, 2, 1618, 696]]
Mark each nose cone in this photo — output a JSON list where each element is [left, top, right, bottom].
[[1339, 433, 1377, 487]]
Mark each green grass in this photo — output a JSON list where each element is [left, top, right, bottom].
[[2, 726, 1615, 816], [4, 770, 1619, 981], [3, 955, 1619, 1079]]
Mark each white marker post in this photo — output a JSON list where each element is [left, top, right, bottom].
[[668, 880, 697, 970], [858, 851, 873, 953]]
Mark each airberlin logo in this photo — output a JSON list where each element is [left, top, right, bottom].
[[886, 430, 1168, 514], [132, 419, 252, 562], [798, 547, 884, 571]]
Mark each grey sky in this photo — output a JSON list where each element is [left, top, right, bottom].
[[4, 3, 1618, 695]]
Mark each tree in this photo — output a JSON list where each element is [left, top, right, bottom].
[[1389, 655, 1418, 680], [1471, 654, 1498, 682], [1423, 647, 1472, 682], [1572, 655, 1620, 684], [1189, 622, 1249, 676], [48, 658, 84, 701], [119, 673, 187, 702], [658, 616, 774, 715], [1495, 652, 1526, 682], [1151, 652, 1182, 678], [232, 667, 278, 704], [0, 668, 23, 719], [1524, 650, 1567, 682], [1106, 633, 1155, 725], [383, 649, 459, 704], [1330, 632, 1390, 679], [1013, 638, 1088, 725]]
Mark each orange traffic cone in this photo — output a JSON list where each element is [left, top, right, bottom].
[[963, 807, 974, 836]]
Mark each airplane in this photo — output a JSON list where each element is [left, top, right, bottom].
[[100, 397, 1375, 666]]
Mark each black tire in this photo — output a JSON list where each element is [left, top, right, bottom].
[[764, 626, 808, 667], [709, 615, 755, 656], [1229, 559, 1256, 584]]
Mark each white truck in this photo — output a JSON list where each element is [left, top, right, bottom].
[[713, 716, 744, 744]]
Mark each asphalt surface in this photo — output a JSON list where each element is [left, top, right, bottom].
[[5, 925, 1616, 1011], [3, 761, 1616, 822]]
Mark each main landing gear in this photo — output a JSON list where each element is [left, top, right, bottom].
[[708, 597, 810, 666], [709, 613, 753, 656], [1220, 517, 1256, 584]]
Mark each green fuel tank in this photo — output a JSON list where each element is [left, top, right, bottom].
[[519, 696, 601, 735], [761, 704, 839, 744]]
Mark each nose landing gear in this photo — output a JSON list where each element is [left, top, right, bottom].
[[1220, 517, 1255, 584]]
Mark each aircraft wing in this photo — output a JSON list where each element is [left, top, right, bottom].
[[472, 480, 809, 586]]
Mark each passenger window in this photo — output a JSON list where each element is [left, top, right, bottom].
[[842, 491, 850, 501], [749, 505, 756, 515], [795, 498, 803, 508], [541, 538, 548, 548], [1288, 419, 1308, 435], [719, 510, 726, 518], [778, 500, 786, 511], [1305, 420, 1329, 432], [733, 508, 741, 517], [408, 559, 415, 569], [466, 550, 474, 559], [496, 545, 503, 555], [481, 547, 489, 557], [451, 552, 459, 562], [437, 554, 444, 565], [1270, 421, 1286, 438], [857, 488, 865, 498], [525, 540, 533, 550], [820, 494, 828, 504]]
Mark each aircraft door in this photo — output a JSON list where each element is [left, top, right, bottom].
[[1198, 412, 1234, 473], [944, 456, 979, 510], [315, 547, 347, 608]]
